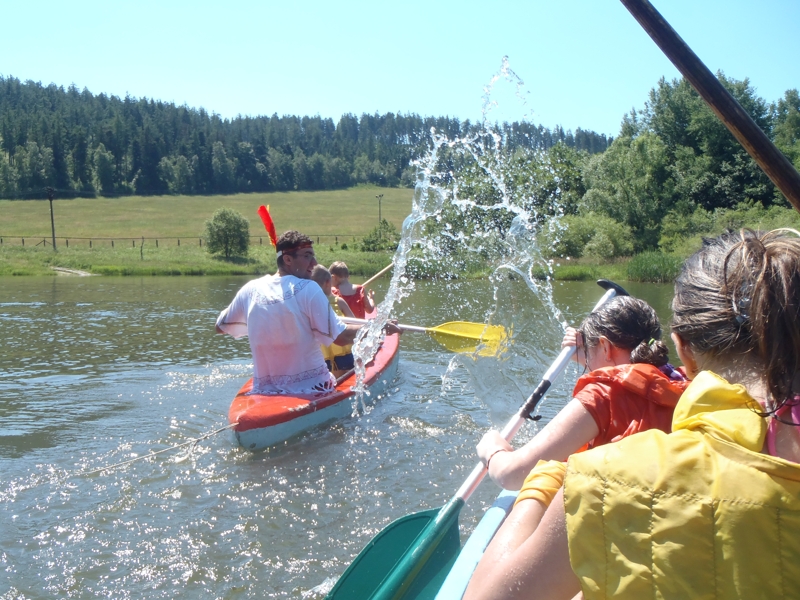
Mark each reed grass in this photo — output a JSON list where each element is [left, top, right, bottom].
[[626, 251, 684, 283]]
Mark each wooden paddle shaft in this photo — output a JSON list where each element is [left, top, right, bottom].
[[620, 0, 800, 211], [361, 262, 394, 288]]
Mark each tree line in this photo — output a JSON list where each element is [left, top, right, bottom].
[[423, 73, 800, 265], [0, 76, 610, 199]]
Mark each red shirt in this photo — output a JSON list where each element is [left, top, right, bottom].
[[573, 363, 689, 448], [332, 285, 366, 319]]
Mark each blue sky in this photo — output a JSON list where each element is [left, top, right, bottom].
[[2, 0, 797, 136]]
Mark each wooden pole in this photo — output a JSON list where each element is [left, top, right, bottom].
[[362, 262, 394, 288], [46, 187, 57, 252], [619, 0, 800, 212]]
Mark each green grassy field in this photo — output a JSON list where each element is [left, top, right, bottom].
[[0, 186, 412, 240], [0, 186, 407, 276]]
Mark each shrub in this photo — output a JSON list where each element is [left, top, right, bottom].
[[544, 213, 634, 259], [361, 219, 400, 252], [204, 208, 250, 259], [584, 232, 615, 260], [627, 251, 683, 283]]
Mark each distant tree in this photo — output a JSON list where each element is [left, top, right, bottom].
[[773, 89, 800, 171], [205, 208, 250, 259], [360, 219, 400, 252], [581, 132, 674, 250], [641, 74, 775, 209], [0, 149, 17, 197], [15, 141, 54, 193], [93, 143, 116, 195], [211, 142, 235, 193]]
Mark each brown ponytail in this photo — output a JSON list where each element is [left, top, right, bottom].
[[672, 229, 800, 410]]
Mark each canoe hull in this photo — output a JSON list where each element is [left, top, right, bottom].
[[229, 332, 400, 450]]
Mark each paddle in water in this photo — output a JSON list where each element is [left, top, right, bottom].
[[341, 318, 508, 357], [326, 279, 629, 600]]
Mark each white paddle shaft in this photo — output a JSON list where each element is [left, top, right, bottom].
[[341, 317, 426, 333], [454, 286, 620, 503]]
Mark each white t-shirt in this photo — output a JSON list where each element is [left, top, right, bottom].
[[216, 274, 347, 395]]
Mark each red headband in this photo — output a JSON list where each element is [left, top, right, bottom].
[[276, 241, 313, 257]]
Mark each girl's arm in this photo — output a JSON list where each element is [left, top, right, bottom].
[[477, 399, 598, 490], [463, 488, 580, 600], [336, 297, 355, 318]]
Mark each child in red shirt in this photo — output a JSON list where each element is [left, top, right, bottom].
[[329, 261, 376, 319]]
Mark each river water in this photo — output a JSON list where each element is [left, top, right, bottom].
[[0, 275, 675, 599]]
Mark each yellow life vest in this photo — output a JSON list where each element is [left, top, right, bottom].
[[322, 296, 352, 361], [564, 371, 800, 599]]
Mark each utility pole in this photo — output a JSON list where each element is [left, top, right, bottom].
[[46, 187, 57, 252], [375, 194, 384, 239]]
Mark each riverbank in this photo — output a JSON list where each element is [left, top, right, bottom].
[[0, 242, 686, 283], [0, 244, 396, 277]]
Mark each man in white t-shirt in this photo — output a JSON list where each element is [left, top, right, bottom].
[[215, 230, 369, 395]]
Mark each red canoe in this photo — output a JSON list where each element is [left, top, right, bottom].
[[229, 332, 400, 450]]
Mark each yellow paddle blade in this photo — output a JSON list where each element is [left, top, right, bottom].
[[426, 322, 509, 357]]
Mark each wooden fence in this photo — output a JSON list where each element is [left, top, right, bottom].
[[0, 234, 359, 249]]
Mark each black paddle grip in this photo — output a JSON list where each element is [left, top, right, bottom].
[[522, 379, 551, 421], [597, 279, 630, 297]]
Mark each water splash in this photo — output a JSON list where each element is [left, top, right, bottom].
[[350, 57, 570, 409]]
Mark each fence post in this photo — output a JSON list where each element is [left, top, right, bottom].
[[199, 238, 202, 247], [156, 239, 158, 248], [260, 237, 262, 245], [178, 238, 180, 246], [66, 239, 68, 248], [89, 239, 92, 249], [132, 239, 135, 248], [112, 240, 114, 248], [46, 187, 57, 252], [22, 238, 24, 246]]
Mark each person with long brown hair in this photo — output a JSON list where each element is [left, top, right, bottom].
[[465, 229, 800, 600], [477, 295, 687, 491]]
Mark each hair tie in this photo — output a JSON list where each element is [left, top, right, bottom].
[[648, 338, 656, 345]]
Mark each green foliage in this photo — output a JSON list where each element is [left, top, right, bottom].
[[360, 219, 400, 252], [773, 89, 800, 173], [582, 132, 674, 250], [658, 206, 715, 252], [627, 251, 684, 283], [664, 203, 800, 257], [640, 74, 775, 211], [204, 208, 250, 259], [543, 213, 634, 259]]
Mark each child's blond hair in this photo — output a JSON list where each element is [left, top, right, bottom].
[[311, 265, 331, 286], [329, 261, 349, 278]]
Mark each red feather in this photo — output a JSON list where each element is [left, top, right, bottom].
[[257, 205, 278, 248]]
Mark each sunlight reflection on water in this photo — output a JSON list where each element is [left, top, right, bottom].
[[0, 275, 674, 598]]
